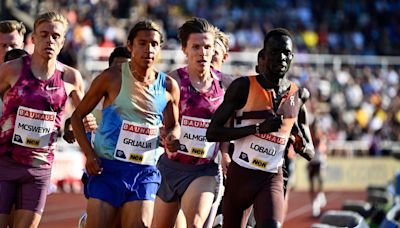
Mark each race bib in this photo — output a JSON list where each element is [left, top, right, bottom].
[[234, 132, 288, 172], [177, 116, 217, 159], [12, 106, 56, 148], [113, 120, 160, 166]]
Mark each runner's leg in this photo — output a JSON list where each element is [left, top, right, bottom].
[[181, 176, 217, 227]]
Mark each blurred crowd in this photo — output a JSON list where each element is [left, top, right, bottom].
[[6, 0, 400, 156], [12, 0, 400, 55], [289, 64, 400, 156]]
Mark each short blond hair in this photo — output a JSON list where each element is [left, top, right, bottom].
[[34, 11, 68, 35], [214, 28, 229, 53]]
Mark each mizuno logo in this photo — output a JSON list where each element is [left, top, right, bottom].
[[45, 85, 59, 91]]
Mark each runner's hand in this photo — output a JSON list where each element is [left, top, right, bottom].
[[259, 115, 283, 134], [159, 125, 166, 147], [83, 114, 97, 133], [63, 118, 75, 143], [165, 133, 179, 152], [221, 152, 231, 177], [63, 129, 75, 143], [86, 155, 103, 175]]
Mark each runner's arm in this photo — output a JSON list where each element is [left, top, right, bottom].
[[207, 77, 283, 142], [71, 70, 112, 175], [63, 66, 97, 139], [207, 78, 255, 142], [163, 75, 181, 152], [0, 59, 22, 97]]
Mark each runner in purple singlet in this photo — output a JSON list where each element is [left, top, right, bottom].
[[0, 11, 94, 228], [152, 18, 230, 228]]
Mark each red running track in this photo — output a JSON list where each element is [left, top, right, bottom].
[[39, 190, 367, 228]]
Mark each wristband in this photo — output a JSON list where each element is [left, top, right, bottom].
[[255, 123, 260, 134]]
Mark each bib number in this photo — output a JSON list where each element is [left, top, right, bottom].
[[178, 116, 217, 159], [12, 106, 56, 148], [113, 120, 160, 165]]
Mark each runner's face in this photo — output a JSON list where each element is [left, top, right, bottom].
[[257, 54, 266, 74], [211, 42, 226, 71], [32, 21, 66, 60], [264, 35, 293, 79], [0, 30, 24, 64], [183, 32, 214, 73], [128, 30, 161, 69]]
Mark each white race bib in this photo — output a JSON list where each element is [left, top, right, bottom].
[[177, 116, 218, 159], [12, 106, 56, 148], [114, 120, 160, 166], [233, 132, 288, 172]]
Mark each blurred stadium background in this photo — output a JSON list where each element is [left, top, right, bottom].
[[1, 0, 400, 227]]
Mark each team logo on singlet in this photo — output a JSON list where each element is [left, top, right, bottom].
[[290, 95, 295, 106], [208, 96, 223, 102], [251, 158, 268, 169], [239, 152, 249, 162], [45, 85, 60, 91], [129, 153, 144, 162], [179, 144, 188, 152], [13, 134, 23, 143], [190, 147, 205, 156], [115, 150, 126, 159]]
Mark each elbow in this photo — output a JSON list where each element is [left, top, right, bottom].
[[206, 127, 218, 142]]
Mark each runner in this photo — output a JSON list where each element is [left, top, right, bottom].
[[0, 20, 25, 65], [211, 27, 229, 72], [0, 20, 26, 117], [108, 46, 131, 67], [76, 46, 131, 228], [152, 18, 229, 228], [209, 27, 233, 228], [71, 20, 180, 227], [207, 28, 302, 228], [63, 46, 131, 144], [4, 49, 28, 62], [0, 11, 92, 228], [307, 121, 328, 217]]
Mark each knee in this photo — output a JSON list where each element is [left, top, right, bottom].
[[256, 219, 282, 228]]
